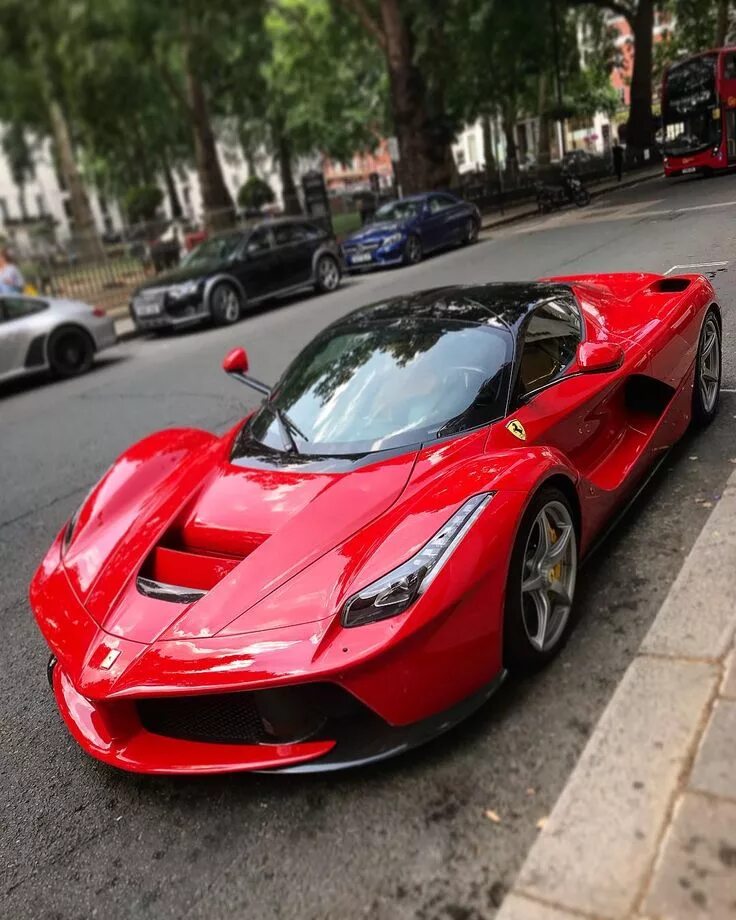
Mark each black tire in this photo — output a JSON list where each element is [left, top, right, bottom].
[[314, 254, 341, 293], [210, 281, 243, 326], [461, 217, 479, 245], [47, 326, 94, 378], [403, 234, 422, 265], [692, 308, 721, 427], [503, 486, 579, 675], [574, 188, 591, 207]]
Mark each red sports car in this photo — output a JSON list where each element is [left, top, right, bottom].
[[32, 273, 722, 775]]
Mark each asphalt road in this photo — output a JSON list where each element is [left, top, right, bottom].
[[3, 171, 736, 920]]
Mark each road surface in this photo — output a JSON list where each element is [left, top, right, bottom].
[[2, 171, 736, 920]]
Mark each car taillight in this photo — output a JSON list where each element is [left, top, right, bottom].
[[92, 307, 106, 318]]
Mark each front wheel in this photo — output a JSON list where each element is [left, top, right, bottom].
[[314, 254, 341, 293], [461, 217, 479, 245], [210, 282, 243, 326], [403, 234, 422, 265], [503, 488, 579, 674], [47, 326, 94, 378], [692, 309, 721, 427]]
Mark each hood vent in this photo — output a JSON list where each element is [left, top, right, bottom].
[[137, 543, 243, 604]]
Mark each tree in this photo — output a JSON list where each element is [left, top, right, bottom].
[[124, 185, 164, 223], [336, 0, 459, 192], [1, 124, 34, 219], [237, 176, 275, 210], [567, 0, 655, 152]]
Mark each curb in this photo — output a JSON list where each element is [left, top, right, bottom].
[[496, 468, 736, 920]]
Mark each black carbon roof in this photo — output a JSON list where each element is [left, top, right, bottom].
[[336, 283, 577, 333]]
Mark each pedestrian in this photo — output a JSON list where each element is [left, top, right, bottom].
[[0, 245, 25, 293], [612, 137, 624, 183]]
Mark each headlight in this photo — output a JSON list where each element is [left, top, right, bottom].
[[168, 279, 200, 299], [341, 493, 493, 628], [381, 233, 403, 248]]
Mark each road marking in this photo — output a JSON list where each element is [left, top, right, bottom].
[[665, 261, 729, 275], [720, 388, 736, 393]]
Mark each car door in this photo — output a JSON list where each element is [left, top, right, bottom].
[[0, 295, 49, 379], [422, 195, 463, 250], [271, 222, 315, 290], [236, 226, 278, 300]]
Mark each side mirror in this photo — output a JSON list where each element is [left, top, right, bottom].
[[577, 341, 625, 373], [223, 346, 248, 375], [222, 347, 271, 396]]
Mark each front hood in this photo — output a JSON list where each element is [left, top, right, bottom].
[[63, 437, 417, 644], [135, 261, 221, 292], [344, 221, 406, 244]]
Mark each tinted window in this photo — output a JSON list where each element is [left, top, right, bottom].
[[182, 232, 244, 266], [1, 297, 47, 321], [373, 199, 422, 222], [273, 224, 298, 246], [244, 319, 513, 456], [247, 227, 272, 254], [663, 56, 718, 155], [518, 301, 581, 396], [429, 195, 456, 213]]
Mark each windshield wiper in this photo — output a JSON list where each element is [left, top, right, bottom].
[[272, 407, 309, 454]]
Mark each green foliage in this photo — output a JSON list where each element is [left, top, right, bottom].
[[124, 184, 164, 222], [654, 0, 730, 83], [237, 176, 275, 209]]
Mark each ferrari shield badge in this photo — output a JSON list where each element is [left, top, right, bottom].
[[506, 419, 527, 441]]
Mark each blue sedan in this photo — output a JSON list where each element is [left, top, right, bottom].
[[341, 192, 481, 271]]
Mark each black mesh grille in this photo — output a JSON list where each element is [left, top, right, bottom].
[[136, 684, 357, 746], [138, 693, 269, 744]]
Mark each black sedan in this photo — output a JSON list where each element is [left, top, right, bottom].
[[130, 218, 342, 332]]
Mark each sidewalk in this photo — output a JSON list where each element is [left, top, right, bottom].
[[498, 468, 736, 920]]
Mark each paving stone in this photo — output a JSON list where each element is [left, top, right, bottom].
[[643, 792, 736, 920], [495, 893, 579, 920], [689, 699, 736, 800], [721, 647, 736, 700], [514, 656, 718, 919], [641, 477, 736, 660]]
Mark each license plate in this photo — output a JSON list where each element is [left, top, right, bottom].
[[682, 167, 697, 174], [350, 253, 372, 264], [135, 301, 162, 316]]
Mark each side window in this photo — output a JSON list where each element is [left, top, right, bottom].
[[246, 227, 272, 255], [429, 195, 456, 214], [518, 300, 581, 396], [1, 297, 47, 321], [273, 224, 297, 246], [297, 223, 322, 241]]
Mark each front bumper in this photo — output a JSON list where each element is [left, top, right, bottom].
[[342, 242, 405, 271], [130, 293, 209, 331]]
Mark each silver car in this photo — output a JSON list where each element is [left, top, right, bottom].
[[0, 293, 117, 383]]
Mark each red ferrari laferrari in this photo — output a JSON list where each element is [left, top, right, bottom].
[[32, 273, 721, 775]]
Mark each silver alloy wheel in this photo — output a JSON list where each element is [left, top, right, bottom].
[[698, 314, 720, 414], [215, 285, 240, 323], [318, 256, 340, 291], [406, 235, 421, 263], [520, 500, 577, 653]]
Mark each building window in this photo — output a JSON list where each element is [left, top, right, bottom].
[[456, 149, 466, 167], [467, 133, 478, 164], [36, 194, 46, 217]]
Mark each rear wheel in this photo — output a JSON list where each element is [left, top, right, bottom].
[[47, 326, 94, 378], [314, 254, 341, 293], [403, 234, 422, 265], [503, 488, 578, 674], [692, 309, 721, 426], [574, 187, 591, 207], [210, 282, 242, 326]]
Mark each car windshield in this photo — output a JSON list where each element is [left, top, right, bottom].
[[372, 200, 422, 222], [182, 232, 243, 266], [242, 318, 513, 457], [663, 54, 719, 156]]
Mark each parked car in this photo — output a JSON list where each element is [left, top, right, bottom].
[[341, 192, 480, 271], [129, 218, 342, 333], [0, 293, 116, 384]]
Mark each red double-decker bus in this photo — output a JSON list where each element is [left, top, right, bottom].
[[662, 47, 736, 177]]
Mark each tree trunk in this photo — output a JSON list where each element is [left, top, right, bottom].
[[274, 127, 301, 215], [378, 0, 452, 193], [184, 55, 234, 232], [48, 99, 103, 260], [626, 0, 655, 152], [537, 73, 551, 166], [503, 111, 519, 180], [160, 150, 183, 219], [716, 0, 730, 45], [481, 114, 495, 181]]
